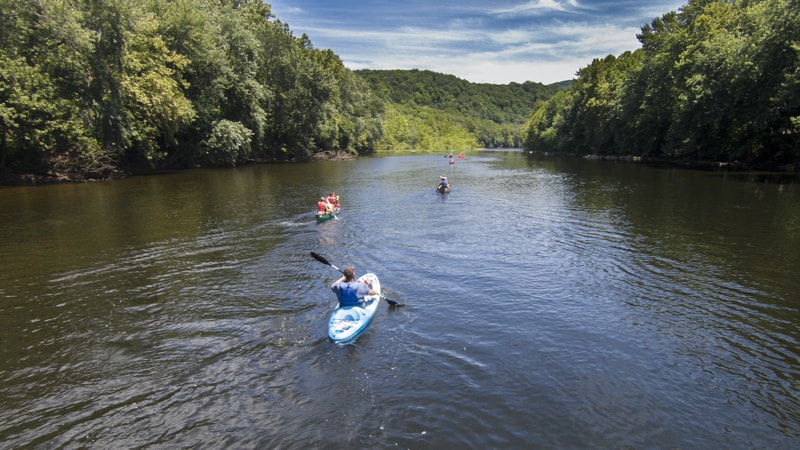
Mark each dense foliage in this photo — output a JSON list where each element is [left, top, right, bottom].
[[357, 69, 563, 150], [523, 0, 800, 170], [8, 0, 791, 181], [0, 0, 383, 180]]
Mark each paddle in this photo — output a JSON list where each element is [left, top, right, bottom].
[[309, 252, 404, 306]]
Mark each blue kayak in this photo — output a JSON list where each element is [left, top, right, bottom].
[[328, 273, 381, 343]]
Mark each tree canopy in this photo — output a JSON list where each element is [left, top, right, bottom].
[[0, 0, 383, 181], [5, 0, 795, 182], [523, 0, 800, 170]]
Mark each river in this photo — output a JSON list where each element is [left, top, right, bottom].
[[1, 150, 798, 448]]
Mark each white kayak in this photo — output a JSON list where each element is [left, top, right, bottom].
[[328, 273, 381, 343]]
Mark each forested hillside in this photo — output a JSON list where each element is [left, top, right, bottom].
[[11, 0, 790, 183], [524, 0, 800, 170], [0, 0, 383, 182], [356, 69, 564, 150]]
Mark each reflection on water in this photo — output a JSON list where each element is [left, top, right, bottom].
[[1, 152, 798, 448]]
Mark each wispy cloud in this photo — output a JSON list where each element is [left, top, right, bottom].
[[270, 0, 684, 84], [490, 0, 580, 15]]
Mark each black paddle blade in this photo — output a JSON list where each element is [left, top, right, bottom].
[[310, 251, 330, 266], [310, 251, 343, 273], [381, 296, 405, 307]]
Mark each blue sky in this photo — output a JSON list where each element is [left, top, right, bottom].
[[268, 0, 686, 84]]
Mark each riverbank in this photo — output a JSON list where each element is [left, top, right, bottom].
[[527, 150, 800, 174], [3, 149, 797, 187], [0, 150, 360, 186]]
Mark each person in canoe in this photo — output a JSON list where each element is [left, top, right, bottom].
[[317, 196, 333, 215], [331, 266, 376, 306], [327, 192, 340, 210], [438, 174, 450, 189]]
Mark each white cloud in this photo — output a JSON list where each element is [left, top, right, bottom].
[[270, 0, 685, 84], [490, 0, 587, 16], [346, 51, 587, 84], [303, 18, 643, 83]]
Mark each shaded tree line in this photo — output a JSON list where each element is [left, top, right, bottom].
[[524, 0, 800, 170], [356, 69, 563, 150], [0, 0, 383, 181]]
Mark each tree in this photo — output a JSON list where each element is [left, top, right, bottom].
[[0, 0, 105, 178], [120, 13, 195, 165], [199, 119, 253, 166], [524, 0, 800, 170]]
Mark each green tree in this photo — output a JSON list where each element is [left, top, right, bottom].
[[199, 119, 253, 166], [525, 0, 800, 170], [0, 0, 104, 178], [120, 13, 195, 165]]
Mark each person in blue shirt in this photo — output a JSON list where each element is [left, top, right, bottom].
[[331, 266, 376, 306], [437, 174, 451, 192]]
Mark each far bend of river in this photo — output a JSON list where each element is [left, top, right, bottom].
[[1, 150, 799, 448]]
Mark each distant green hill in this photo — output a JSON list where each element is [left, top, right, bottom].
[[355, 69, 567, 150]]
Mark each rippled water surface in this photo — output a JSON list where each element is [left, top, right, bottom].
[[1, 151, 799, 448]]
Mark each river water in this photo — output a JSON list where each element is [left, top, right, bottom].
[[1, 150, 798, 448]]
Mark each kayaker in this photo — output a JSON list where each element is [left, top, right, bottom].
[[331, 266, 376, 306], [439, 175, 449, 189]]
